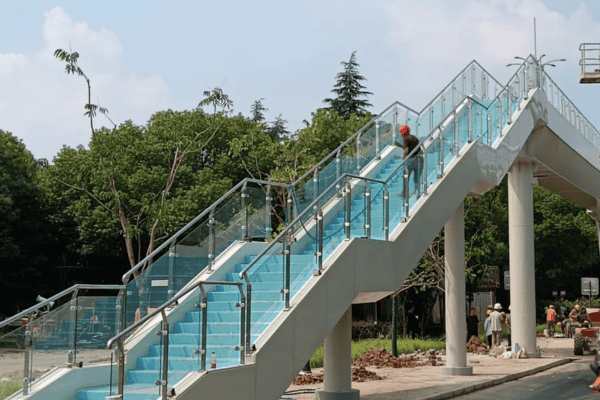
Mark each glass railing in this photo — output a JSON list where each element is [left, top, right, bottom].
[[0, 285, 124, 395], [123, 183, 273, 328]]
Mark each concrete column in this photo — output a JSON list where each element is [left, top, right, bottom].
[[315, 307, 359, 400], [441, 201, 473, 376], [508, 159, 540, 358]]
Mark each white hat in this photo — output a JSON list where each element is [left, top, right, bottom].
[[508, 305, 511, 311], [494, 303, 502, 310]]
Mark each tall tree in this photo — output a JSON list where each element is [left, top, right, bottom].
[[266, 114, 289, 140], [323, 51, 373, 119], [250, 98, 268, 123]]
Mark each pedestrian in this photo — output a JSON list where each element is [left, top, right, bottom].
[[546, 305, 557, 338], [395, 125, 423, 198], [490, 303, 504, 346], [484, 313, 492, 347], [407, 306, 419, 339], [466, 308, 482, 342], [505, 305, 512, 347]]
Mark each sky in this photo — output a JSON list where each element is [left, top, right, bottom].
[[1, 0, 600, 161]]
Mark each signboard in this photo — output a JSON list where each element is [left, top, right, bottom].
[[581, 278, 599, 296], [504, 270, 510, 290], [151, 280, 169, 287]]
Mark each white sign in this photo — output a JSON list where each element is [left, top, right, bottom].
[[581, 278, 599, 296], [504, 271, 510, 290], [151, 280, 169, 287]]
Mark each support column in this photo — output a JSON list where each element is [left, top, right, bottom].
[[508, 159, 540, 358], [315, 307, 359, 400], [441, 201, 473, 376]]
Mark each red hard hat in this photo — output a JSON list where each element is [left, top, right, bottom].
[[399, 125, 410, 136]]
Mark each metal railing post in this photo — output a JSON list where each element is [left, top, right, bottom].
[[383, 186, 389, 241], [283, 231, 292, 310], [392, 107, 398, 145], [364, 181, 371, 239], [468, 101, 473, 142], [402, 168, 409, 222], [345, 177, 352, 240], [23, 327, 32, 395], [156, 310, 169, 400], [168, 242, 176, 300], [243, 275, 252, 355], [375, 120, 380, 159], [241, 185, 248, 240], [421, 145, 428, 196], [118, 288, 127, 333], [73, 296, 79, 366], [487, 112, 492, 146], [315, 204, 323, 275], [437, 128, 444, 178], [313, 170, 319, 201], [356, 134, 361, 172], [498, 96, 503, 135], [265, 186, 272, 238], [236, 287, 246, 365], [286, 188, 293, 227], [117, 340, 125, 399], [429, 107, 434, 132], [197, 287, 207, 371], [208, 207, 216, 274], [453, 111, 459, 155]]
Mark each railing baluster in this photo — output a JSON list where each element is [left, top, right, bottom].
[[383, 186, 389, 241], [345, 177, 352, 240], [375, 120, 380, 159], [468, 101, 473, 142], [283, 231, 291, 310], [365, 182, 371, 239], [437, 127, 444, 178]]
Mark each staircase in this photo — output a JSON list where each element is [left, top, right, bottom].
[[8, 56, 600, 400]]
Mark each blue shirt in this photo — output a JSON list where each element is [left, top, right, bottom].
[[484, 317, 492, 335]]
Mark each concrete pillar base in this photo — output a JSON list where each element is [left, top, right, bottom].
[[440, 366, 473, 376], [315, 389, 360, 400], [525, 351, 541, 358]]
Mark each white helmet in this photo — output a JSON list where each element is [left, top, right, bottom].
[[494, 303, 502, 310]]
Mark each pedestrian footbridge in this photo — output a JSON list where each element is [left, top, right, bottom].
[[3, 55, 600, 400]]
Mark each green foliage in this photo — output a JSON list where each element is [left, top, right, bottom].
[[309, 338, 446, 368], [198, 87, 234, 115], [0, 380, 23, 399], [250, 98, 268, 123], [38, 110, 258, 268], [323, 51, 373, 119]]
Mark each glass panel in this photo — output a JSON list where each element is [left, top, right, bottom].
[[368, 181, 387, 241], [432, 96, 444, 131], [378, 109, 395, 150]]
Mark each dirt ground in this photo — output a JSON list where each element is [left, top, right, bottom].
[[0, 348, 113, 380]]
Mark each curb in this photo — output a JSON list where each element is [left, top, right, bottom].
[[413, 358, 573, 400]]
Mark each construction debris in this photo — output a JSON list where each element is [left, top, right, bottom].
[[351, 348, 444, 368], [292, 366, 384, 385], [467, 335, 489, 354]]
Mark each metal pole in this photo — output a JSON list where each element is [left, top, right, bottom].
[[73, 296, 79, 365], [345, 177, 352, 240], [487, 113, 492, 147], [158, 309, 169, 400], [284, 231, 291, 310], [168, 242, 175, 300], [118, 288, 127, 333], [208, 208, 215, 273], [200, 287, 208, 371], [117, 340, 125, 398], [241, 186, 248, 240], [384, 186, 389, 241], [237, 287, 246, 365], [498, 96, 503, 135], [375, 120, 380, 159], [23, 328, 32, 395], [316, 205, 323, 275], [391, 295, 398, 357], [265, 186, 272, 238], [392, 107, 398, 145], [335, 154, 342, 199], [313, 170, 319, 202], [421, 146, 428, 196], [453, 111, 459, 155], [356, 135, 361, 172], [244, 275, 253, 355], [365, 181, 371, 239], [402, 168, 409, 223], [286, 188, 293, 227], [438, 127, 444, 178], [468, 102, 473, 142]]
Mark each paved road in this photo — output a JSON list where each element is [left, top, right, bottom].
[[454, 358, 598, 400]]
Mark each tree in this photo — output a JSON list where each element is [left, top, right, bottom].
[[266, 114, 290, 140], [250, 98, 268, 123], [323, 51, 373, 119], [198, 87, 234, 115]]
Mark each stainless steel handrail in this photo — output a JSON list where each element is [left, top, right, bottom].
[[121, 178, 291, 284], [106, 279, 245, 400], [0, 284, 125, 329]]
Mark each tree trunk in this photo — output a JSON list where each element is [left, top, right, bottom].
[[392, 295, 398, 356]]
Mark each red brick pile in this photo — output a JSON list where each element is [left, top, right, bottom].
[[292, 366, 384, 385], [351, 348, 444, 368], [467, 335, 489, 353]]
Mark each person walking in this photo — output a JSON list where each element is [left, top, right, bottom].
[[505, 305, 512, 346], [396, 125, 423, 198], [407, 306, 419, 339], [546, 305, 557, 338], [484, 312, 492, 347], [490, 303, 504, 346], [466, 308, 481, 342]]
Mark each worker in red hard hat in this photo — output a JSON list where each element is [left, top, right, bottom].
[[396, 125, 423, 198]]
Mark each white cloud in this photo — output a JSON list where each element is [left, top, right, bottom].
[[377, 0, 600, 112], [0, 7, 169, 161]]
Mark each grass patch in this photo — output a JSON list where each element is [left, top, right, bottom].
[[0, 380, 23, 400], [536, 323, 563, 334], [309, 337, 446, 368]]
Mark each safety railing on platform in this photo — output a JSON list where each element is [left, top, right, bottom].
[[0, 284, 124, 396], [106, 280, 246, 400]]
